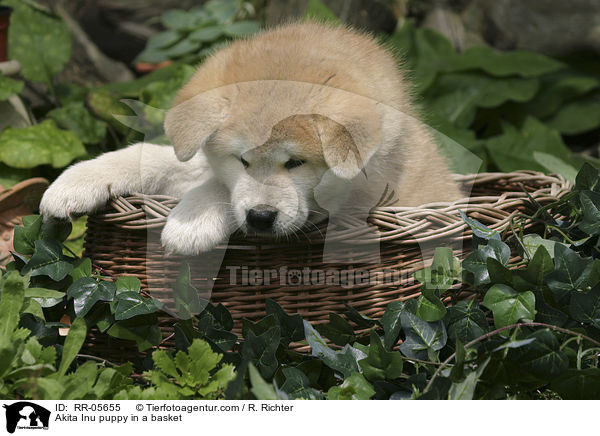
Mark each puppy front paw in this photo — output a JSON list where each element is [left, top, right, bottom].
[[160, 205, 232, 255], [40, 168, 111, 220]]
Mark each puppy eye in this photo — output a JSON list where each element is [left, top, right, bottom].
[[284, 158, 305, 170], [240, 156, 249, 168]]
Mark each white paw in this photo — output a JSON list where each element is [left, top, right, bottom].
[[160, 203, 232, 255], [39, 163, 111, 220]]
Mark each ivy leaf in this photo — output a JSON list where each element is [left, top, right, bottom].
[[12, 215, 43, 256], [482, 285, 536, 328], [47, 102, 106, 144], [414, 246, 461, 292], [445, 299, 488, 344], [173, 262, 204, 319], [242, 326, 280, 379], [575, 163, 600, 193], [115, 276, 141, 294], [22, 239, 73, 281], [67, 278, 116, 317], [415, 288, 447, 322], [398, 311, 447, 360], [304, 321, 366, 379], [458, 210, 501, 240], [343, 305, 377, 329], [265, 298, 304, 344], [546, 244, 595, 302], [107, 315, 162, 352], [0, 73, 24, 100], [447, 357, 490, 400], [5, 0, 71, 87], [569, 284, 600, 329], [578, 191, 600, 235], [280, 367, 323, 400], [511, 330, 568, 379], [113, 291, 162, 321], [69, 258, 92, 281], [551, 368, 600, 400], [380, 301, 406, 350], [358, 332, 404, 382], [145, 30, 182, 50], [546, 91, 600, 135], [0, 120, 86, 169], [521, 234, 566, 260], [463, 239, 511, 286], [316, 313, 356, 346]]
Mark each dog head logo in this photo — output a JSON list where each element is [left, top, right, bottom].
[[3, 402, 50, 433]]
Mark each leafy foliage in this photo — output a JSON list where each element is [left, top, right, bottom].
[[135, 0, 260, 64]]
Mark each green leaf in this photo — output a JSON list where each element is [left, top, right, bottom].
[[327, 372, 375, 400], [223, 20, 260, 37], [414, 246, 461, 292], [546, 92, 600, 135], [514, 245, 554, 289], [482, 285, 536, 328], [146, 30, 182, 49], [447, 46, 564, 78], [511, 330, 568, 379], [69, 258, 92, 281], [113, 291, 162, 320], [248, 363, 278, 400], [426, 73, 539, 128], [415, 289, 447, 322], [551, 368, 600, 400], [188, 26, 224, 42], [533, 151, 578, 183], [173, 262, 203, 319], [522, 234, 566, 260], [265, 298, 304, 344], [575, 163, 600, 192], [569, 283, 600, 329], [380, 301, 405, 350], [579, 190, 600, 235], [413, 28, 456, 92], [546, 244, 596, 302], [463, 239, 511, 286], [304, 0, 340, 24], [67, 278, 116, 317], [485, 118, 574, 173], [445, 299, 488, 344], [458, 210, 501, 240], [0, 271, 26, 338], [0, 73, 24, 100], [242, 326, 280, 379], [47, 102, 106, 144], [13, 215, 43, 255], [358, 332, 404, 382], [161, 38, 202, 58], [22, 239, 73, 281], [0, 120, 86, 169], [447, 357, 490, 400], [107, 315, 162, 352], [304, 321, 366, 378], [58, 317, 86, 377], [115, 276, 141, 294], [316, 313, 356, 346], [280, 367, 323, 399], [161, 9, 202, 30], [5, 0, 71, 87], [398, 311, 447, 360]]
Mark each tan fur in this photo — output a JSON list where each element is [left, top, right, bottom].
[[166, 21, 462, 206]]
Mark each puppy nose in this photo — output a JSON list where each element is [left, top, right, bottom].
[[247, 205, 278, 230]]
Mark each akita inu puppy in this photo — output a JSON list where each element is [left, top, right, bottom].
[[40, 22, 462, 255]]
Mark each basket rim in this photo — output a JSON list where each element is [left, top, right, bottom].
[[88, 171, 571, 245]]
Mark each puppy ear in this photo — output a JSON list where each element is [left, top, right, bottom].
[[164, 90, 230, 162], [313, 114, 379, 179]]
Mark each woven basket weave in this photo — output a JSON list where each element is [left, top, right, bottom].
[[83, 171, 570, 358]]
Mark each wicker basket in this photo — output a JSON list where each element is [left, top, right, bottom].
[[83, 171, 570, 357]]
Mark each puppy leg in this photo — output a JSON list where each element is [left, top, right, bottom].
[[161, 178, 234, 255], [40, 142, 208, 219]]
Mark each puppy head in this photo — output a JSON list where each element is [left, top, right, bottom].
[[164, 81, 384, 235]]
